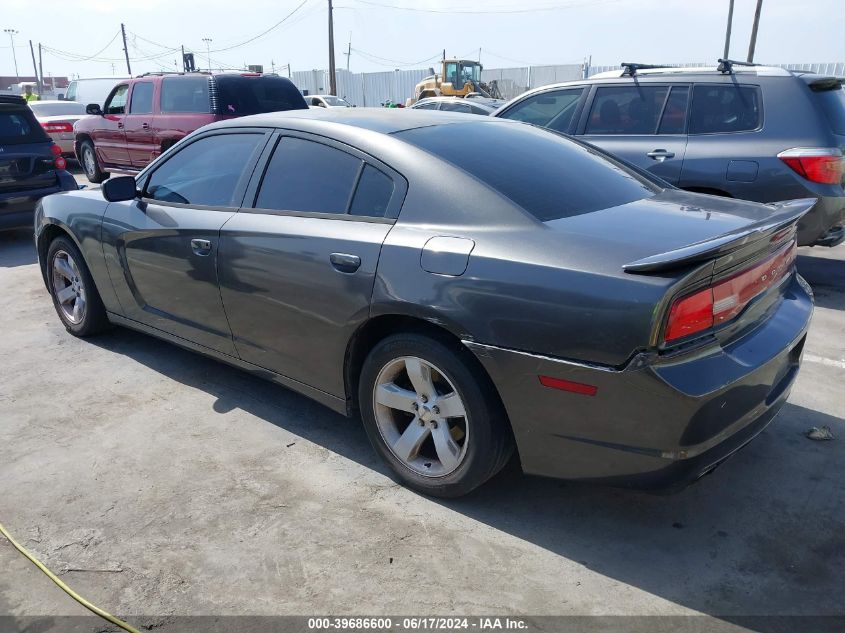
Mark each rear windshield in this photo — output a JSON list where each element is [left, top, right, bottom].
[[815, 84, 845, 135], [29, 101, 87, 117], [0, 107, 48, 145], [396, 121, 658, 221], [213, 75, 308, 115]]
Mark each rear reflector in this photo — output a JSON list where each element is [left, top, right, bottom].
[[538, 375, 598, 396], [778, 147, 843, 185], [664, 239, 797, 344], [42, 122, 73, 134], [49, 143, 67, 169]]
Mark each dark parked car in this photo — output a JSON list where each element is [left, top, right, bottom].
[[36, 110, 812, 497], [494, 62, 845, 247], [1, 95, 78, 231], [73, 71, 308, 183]]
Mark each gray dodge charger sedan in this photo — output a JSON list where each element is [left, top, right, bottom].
[[35, 109, 813, 497]]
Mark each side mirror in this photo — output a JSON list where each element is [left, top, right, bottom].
[[86, 103, 103, 115], [101, 176, 138, 202]]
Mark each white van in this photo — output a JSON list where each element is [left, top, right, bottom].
[[64, 77, 129, 109]]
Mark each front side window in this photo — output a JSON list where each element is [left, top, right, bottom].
[[65, 82, 77, 101], [658, 86, 690, 134], [255, 137, 361, 214], [445, 63, 459, 87], [440, 101, 472, 113], [160, 77, 210, 114], [129, 82, 154, 114], [689, 84, 761, 134], [145, 133, 263, 206], [501, 88, 585, 133], [586, 85, 670, 135], [104, 84, 129, 115]]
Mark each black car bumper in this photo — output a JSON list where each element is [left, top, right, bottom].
[[464, 274, 813, 491], [797, 195, 845, 247], [0, 171, 78, 231]]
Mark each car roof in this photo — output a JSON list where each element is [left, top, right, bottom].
[[212, 107, 490, 134]]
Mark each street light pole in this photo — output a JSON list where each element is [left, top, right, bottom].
[[202, 37, 213, 72], [4, 29, 20, 82], [327, 0, 337, 95]]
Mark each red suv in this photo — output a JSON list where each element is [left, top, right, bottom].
[[74, 72, 308, 182]]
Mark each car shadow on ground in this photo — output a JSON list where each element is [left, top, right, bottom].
[[798, 252, 845, 311], [0, 230, 37, 268], [87, 326, 845, 621]]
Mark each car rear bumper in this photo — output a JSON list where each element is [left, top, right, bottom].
[[797, 195, 845, 246], [0, 173, 78, 230], [464, 274, 813, 490]]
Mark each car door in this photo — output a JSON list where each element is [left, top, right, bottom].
[[93, 83, 131, 168], [218, 132, 405, 397], [123, 80, 158, 168], [100, 129, 270, 355], [578, 83, 690, 184]]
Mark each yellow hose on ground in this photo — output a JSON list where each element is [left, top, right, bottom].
[[0, 521, 141, 633]]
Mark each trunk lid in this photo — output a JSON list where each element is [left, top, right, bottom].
[[544, 189, 813, 275]]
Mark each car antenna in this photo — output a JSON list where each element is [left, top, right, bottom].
[[717, 59, 758, 74]]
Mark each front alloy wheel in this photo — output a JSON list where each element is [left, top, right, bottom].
[[46, 236, 109, 337], [51, 249, 87, 325]]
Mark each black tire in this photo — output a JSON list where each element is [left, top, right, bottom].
[[46, 236, 110, 337], [79, 139, 108, 183], [358, 333, 513, 498]]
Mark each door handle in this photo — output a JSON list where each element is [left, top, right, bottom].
[[330, 252, 361, 273], [117, 122, 124, 129], [646, 149, 675, 162], [142, 122, 150, 130], [191, 238, 212, 256]]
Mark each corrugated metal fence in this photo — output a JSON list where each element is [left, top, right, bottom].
[[290, 62, 843, 107]]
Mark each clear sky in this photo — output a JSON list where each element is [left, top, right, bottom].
[[0, 0, 842, 80]]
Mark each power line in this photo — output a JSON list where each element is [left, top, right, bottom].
[[351, 47, 440, 67], [350, 0, 624, 14], [42, 30, 121, 62], [208, 0, 310, 52]]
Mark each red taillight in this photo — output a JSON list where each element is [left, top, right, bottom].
[[49, 143, 67, 170], [42, 122, 74, 134], [664, 240, 797, 345], [778, 147, 844, 185]]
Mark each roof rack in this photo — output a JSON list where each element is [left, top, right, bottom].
[[135, 71, 212, 78], [716, 59, 758, 74], [620, 62, 670, 77]]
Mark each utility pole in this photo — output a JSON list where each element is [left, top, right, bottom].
[[327, 0, 337, 95], [28, 40, 40, 95], [4, 29, 19, 81], [181, 44, 186, 71], [747, 0, 763, 63], [723, 0, 734, 59], [38, 43, 43, 92], [120, 23, 132, 75], [202, 37, 213, 72], [344, 32, 351, 72]]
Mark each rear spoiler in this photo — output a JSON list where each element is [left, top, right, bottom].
[[623, 198, 816, 273]]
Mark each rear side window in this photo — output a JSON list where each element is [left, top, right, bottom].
[[586, 85, 669, 135], [414, 101, 438, 110], [214, 76, 308, 115], [145, 133, 263, 206], [689, 84, 761, 134], [815, 84, 845, 135], [130, 82, 154, 114], [255, 137, 361, 213], [0, 108, 47, 144], [397, 122, 658, 222], [161, 77, 210, 113], [502, 87, 584, 133], [350, 165, 394, 217]]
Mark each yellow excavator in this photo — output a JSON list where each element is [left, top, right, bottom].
[[408, 59, 501, 105]]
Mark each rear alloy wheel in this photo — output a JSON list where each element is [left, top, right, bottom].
[[47, 236, 109, 337], [359, 334, 513, 497], [80, 139, 108, 183]]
